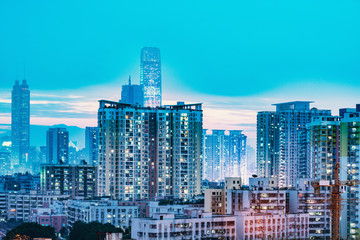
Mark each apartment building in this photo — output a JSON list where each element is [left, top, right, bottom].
[[132, 211, 236, 240], [67, 199, 140, 229], [98, 100, 203, 200]]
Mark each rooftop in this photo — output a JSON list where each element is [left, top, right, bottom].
[[99, 100, 202, 111]]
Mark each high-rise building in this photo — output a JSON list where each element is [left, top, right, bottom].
[[244, 145, 256, 185], [228, 130, 247, 181], [97, 100, 202, 200], [304, 105, 360, 239], [120, 77, 144, 106], [11, 80, 30, 173], [0, 151, 11, 176], [85, 127, 99, 165], [0, 136, 11, 176], [309, 116, 340, 181], [339, 106, 360, 239], [256, 101, 331, 188], [40, 163, 97, 198], [46, 128, 69, 164], [203, 130, 227, 182], [39, 146, 47, 164], [203, 130, 247, 182], [28, 146, 39, 174], [140, 47, 161, 108], [256, 112, 280, 179]]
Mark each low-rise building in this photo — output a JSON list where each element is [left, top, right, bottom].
[[205, 177, 329, 240], [288, 178, 331, 239], [67, 199, 139, 229], [236, 210, 309, 240], [204, 189, 226, 214], [6, 191, 68, 222], [29, 207, 67, 232], [131, 211, 237, 240], [146, 201, 192, 218], [225, 177, 242, 190]]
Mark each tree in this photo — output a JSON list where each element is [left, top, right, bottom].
[[68, 221, 123, 240], [59, 226, 68, 238], [4, 222, 56, 240]]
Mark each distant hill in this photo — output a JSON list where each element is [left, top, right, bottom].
[[0, 124, 86, 148]]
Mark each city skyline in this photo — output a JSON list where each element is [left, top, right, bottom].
[[1, 1, 360, 239]]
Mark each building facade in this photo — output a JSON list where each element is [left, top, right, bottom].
[[236, 211, 309, 240], [309, 116, 340, 181], [46, 128, 69, 164], [257, 111, 280, 179], [67, 199, 139, 229], [131, 211, 236, 240], [5, 192, 68, 222], [339, 107, 360, 239], [40, 164, 97, 198], [120, 77, 144, 106], [257, 101, 331, 188], [85, 127, 99, 165], [140, 47, 161, 108], [11, 80, 30, 173], [203, 130, 246, 182], [29, 204, 67, 232], [288, 178, 331, 239], [98, 100, 203, 201]]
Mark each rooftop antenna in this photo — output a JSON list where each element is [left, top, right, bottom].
[[23, 61, 27, 84], [129, 75, 131, 85], [15, 63, 19, 81], [24, 62, 26, 79]]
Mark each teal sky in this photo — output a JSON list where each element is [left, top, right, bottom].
[[0, 0, 360, 145]]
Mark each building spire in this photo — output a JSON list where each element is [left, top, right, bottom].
[[129, 75, 131, 85]]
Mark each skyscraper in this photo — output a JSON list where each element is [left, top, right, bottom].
[[203, 130, 247, 182], [276, 102, 331, 187], [304, 105, 360, 239], [339, 106, 360, 239], [228, 130, 247, 180], [203, 130, 227, 182], [120, 77, 144, 106], [97, 100, 203, 200], [11, 80, 30, 173], [256, 111, 280, 179], [85, 127, 99, 165], [140, 47, 161, 108], [257, 101, 331, 188], [46, 128, 69, 164], [309, 116, 340, 181]]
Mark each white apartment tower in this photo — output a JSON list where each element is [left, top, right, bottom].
[[97, 100, 203, 201], [257, 101, 331, 188], [203, 130, 246, 182]]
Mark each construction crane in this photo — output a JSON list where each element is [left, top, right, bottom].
[[312, 162, 360, 240]]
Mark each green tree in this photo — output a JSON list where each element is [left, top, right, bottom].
[[59, 226, 68, 238], [4, 222, 56, 240], [68, 221, 123, 240]]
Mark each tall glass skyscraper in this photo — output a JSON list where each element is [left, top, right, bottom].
[[140, 47, 161, 108], [11, 80, 30, 173]]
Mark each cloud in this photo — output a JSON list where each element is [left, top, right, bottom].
[[0, 98, 11, 104]]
